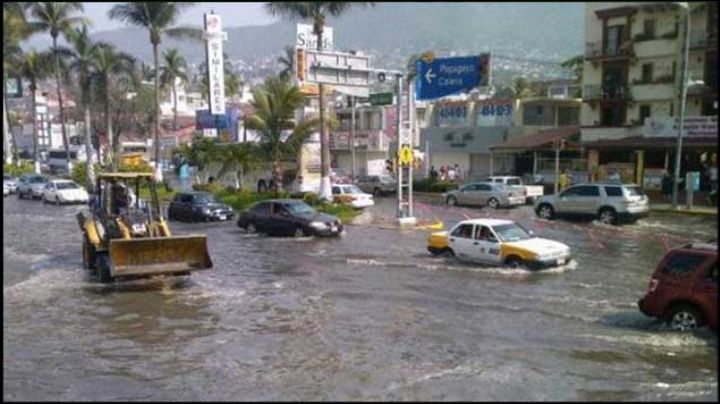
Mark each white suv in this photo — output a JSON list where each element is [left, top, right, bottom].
[[534, 183, 649, 225]]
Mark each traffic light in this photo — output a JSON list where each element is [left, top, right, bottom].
[[296, 48, 305, 81]]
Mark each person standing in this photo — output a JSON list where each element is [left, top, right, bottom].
[[448, 165, 457, 182], [439, 165, 447, 181], [559, 168, 571, 191]]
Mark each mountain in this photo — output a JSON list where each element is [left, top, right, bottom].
[[23, 3, 584, 78]]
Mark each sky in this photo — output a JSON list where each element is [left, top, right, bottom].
[[82, 2, 276, 32]]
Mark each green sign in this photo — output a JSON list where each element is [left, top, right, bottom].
[[369, 92, 393, 106]]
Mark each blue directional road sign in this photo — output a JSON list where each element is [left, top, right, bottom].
[[415, 56, 482, 100]]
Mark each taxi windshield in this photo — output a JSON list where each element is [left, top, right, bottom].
[[493, 223, 532, 242]]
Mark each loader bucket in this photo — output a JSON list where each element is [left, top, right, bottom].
[[108, 235, 213, 279]]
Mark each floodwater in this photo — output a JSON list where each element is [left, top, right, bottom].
[[3, 195, 717, 401]]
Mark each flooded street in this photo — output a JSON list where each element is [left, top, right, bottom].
[[3, 196, 717, 401]]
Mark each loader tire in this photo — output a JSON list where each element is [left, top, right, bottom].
[[96, 253, 112, 283], [82, 235, 96, 270]]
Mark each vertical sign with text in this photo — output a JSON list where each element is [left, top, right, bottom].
[[205, 13, 225, 115]]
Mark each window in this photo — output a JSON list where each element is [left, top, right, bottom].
[[474, 225, 498, 242], [662, 253, 706, 277], [477, 184, 492, 191], [604, 186, 623, 197], [642, 63, 653, 83], [506, 178, 521, 186], [639, 105, 651, 124], [535, 105, 543, 115], [451, 224, 474, 239], [332, 186, 341, 195], [576, 185, 600, 197], [558, 107, 579, 125], [644, 19, 655, 38], [461, 184, 478, 192], [251, 202, 270, 216], [625, 186, 644, 197], [560, 187, 581, 197]]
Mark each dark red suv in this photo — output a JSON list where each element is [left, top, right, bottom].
[[638, 242, 717, 331]]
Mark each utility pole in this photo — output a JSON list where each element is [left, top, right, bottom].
[[351, 95, 356, 181], [672, 2, 690, 209]]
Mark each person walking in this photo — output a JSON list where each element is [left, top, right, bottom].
[[439, 165, 447, 181]]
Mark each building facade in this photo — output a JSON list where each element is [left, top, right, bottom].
[[580, 2, 717, 191]]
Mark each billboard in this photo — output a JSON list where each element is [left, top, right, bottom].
[[643, 116, 717, 138], [196, 108, 239, 143], [205, 13, 225, 115], [296, 24, 333, 50], [5, 77, 22, 98]]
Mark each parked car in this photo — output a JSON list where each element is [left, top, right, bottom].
[[443, 182, 525, 209], [355, 174, 397, 196], [3, 183, 9, 196], [4, 174, 18, 194], [332, 184, 375, 209], [485, 175, 544, 204], [168, 192, 234, 222], [427, 218, 572, 269], [237, 199, 343, 237], [42, 179, 89, 204], [16, 174, 49, 199], [638, 241, 717, 331], [534, 182, 649, 225]]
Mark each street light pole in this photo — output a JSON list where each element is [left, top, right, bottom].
[[672, 2, 690, 209], [351, 95, 356, 182]]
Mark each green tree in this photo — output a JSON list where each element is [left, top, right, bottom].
[[4, 3, 33, 164], [16, 49, 52, 173], [109, 2, 201, 181], [27, 2, 89, 171], [245, 77, 319, 191], [159, 48, 188, 131], [277, 45, 295, 82], [214, 142, 260, 190], [511, 76, 532, 99], [90, 44, 135, 169], [561, 54, 584, 83], [63, 25, 99, 189], [180, 137, 217, 184], [265, 2, 374, 199]]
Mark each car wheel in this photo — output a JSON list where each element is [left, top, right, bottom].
[[598, 208, 617, 225], [18, 191, 23, 199], [537, 204, 555, 220], [373, 187, 382, 197], [446, 196, 458, 206], [487, 198, 499, 209], [665, 304, 705, 331], [43, 196, 48, 204], [441, 247, 455, 257], [246, 222, 257, 234], [55, 196, 61, 206], [82, 235, 96, 270], [505, 256, 525, 269], [294, 226, 307, 238]]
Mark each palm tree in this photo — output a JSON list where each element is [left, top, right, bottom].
[[91, 44, 135, 169], [27, 2, 89, 172], [4, 3, 33, 164], [159, 48, 188, 131], [109, 2, 201, 182], [63, 25, 98, 189], [224, 69, 243, 102], [214, 142, 259, 189], [245, 77, 319, 191], [277, 45, 295, 81], [265, 2, 374, 200], [16, 49, 52, 173]]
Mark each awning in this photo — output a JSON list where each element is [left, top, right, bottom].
[[489, 125, 580, 152], [582, 136, 717, 150]]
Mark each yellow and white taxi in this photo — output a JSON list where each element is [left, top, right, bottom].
[[427, 219, 571, 269]]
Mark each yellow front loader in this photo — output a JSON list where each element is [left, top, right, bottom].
[[77, 173, 212, 282]]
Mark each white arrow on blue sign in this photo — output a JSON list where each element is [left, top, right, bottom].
[[415, 56, 482, 100]]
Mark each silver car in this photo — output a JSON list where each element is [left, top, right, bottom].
[[443, 182, 526, 209], [534, 182, 649, 225], [3, 174, 18, 194], [16, 174, 49, 200], [355, 175, 397, 196]]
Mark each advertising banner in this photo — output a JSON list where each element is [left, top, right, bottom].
[[205, 13, 225, 115]]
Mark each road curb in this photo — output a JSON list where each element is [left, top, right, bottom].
[[650, 207, 717, 217]]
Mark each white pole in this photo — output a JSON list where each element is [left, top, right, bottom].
[[408, 77, 414, 217], [396, 75, 403, 218], [672, 5, 690, 209], [351, 95, 356, 182]]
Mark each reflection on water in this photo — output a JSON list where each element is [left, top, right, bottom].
[[3, 198, 717, 401]]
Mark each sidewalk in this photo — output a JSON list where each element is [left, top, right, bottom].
[[649, 203, 718, 216]]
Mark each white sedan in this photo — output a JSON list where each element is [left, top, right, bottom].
[[331, 184, 375, 209], [42, 180, 89, 205]]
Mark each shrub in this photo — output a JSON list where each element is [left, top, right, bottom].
[[215, 189, 285, 211], [3, 160, 35, 177], [192, 182, 226, 194], [413, 179, 458, 193], [316, 203, 360, 223], [303, 192, 319, 206]]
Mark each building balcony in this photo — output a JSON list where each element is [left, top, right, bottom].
[[630, 83, 674, 101], [689, 31, 718, 50], [585, 41, 634, 61], [583, 84, 632, 102], [330, 130, 390, 152], [687, 83, 718, 98]]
